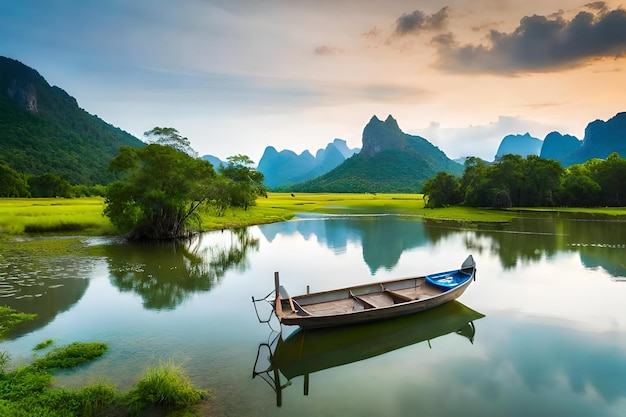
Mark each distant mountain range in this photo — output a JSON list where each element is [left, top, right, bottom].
[[495, 133, 543, 159], [494, 112, 626, 166], [256, 138, 359, 189], [283, 115, 463, 193], [0, 56, 144, 185], [2, 56, 625, 191]]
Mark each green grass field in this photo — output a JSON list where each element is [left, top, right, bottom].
[[0, 197, 116, 235], [1, 194, 625, 237]]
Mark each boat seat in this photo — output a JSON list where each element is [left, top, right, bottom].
[[383, 288, 414, 303], [350, 291, 376, 309], [354, 292, 395, 308]]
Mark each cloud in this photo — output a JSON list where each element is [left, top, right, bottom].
[[584, 1, 609, 13], [395, 7, 450, 36], [435, 7, 626, 74], [314, 45, 348, 56], [410, 116, 568, 161]]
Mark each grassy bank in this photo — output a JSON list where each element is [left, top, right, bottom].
[[2, 194, 625, 238], [257, 193, 518, 223], [0, 307, 208, 417]]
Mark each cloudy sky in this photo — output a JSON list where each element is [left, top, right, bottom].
[[2, 0, 626, 162]]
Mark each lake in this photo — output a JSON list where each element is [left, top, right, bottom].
[[1, 213, 626, 416]]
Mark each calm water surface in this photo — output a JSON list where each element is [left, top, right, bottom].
[[1, 214, 626, 416]]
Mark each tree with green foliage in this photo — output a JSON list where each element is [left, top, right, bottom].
[[559, 163, 601, 207], [218, 154, 267, 210], [425, 153, 626, 209], [590, 152, 626, 206], [521, 156, 563, 207], [104, 143, 216, 240], [458, 157, 491, 206], [144, 127, 197, 158], [421, 172, 461, 208], [0, 161, 29, 197], [28, 173, 72, 198]]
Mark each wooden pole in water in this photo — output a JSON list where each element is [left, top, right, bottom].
[[274, 272, 283, 317]]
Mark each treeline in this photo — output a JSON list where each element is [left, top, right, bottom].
[[422, 153, 626, 208], [0, 161, 104, 197]]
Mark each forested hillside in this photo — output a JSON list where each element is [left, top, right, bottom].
[[289, 115, 463, 193], [0, 57, 144, 185]]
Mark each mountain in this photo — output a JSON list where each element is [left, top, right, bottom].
[[0, 56, 144, 185], [539, 132, 581, 161], [257, 139, 359, 189], [561, 112, 626, 166], [494, 133, 542, 160], [288, 115, 463, 193], [201, 154, 225, 169]]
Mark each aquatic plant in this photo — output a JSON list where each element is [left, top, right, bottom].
[[0, 309, 208, 416], [31, 342, 108, 370], [33, 339, 55, 351], [125, 361, 209, 412]]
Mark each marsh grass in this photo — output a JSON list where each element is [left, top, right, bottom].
[[0, 340, 208, 416], [125, 361, 209, 413], [256, 192, 426, 215], [0, 197, 116, 235]]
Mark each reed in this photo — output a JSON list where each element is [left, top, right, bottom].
[[125, 360, 209, 411]]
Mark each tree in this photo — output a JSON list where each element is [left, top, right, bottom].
[[421, 172, 461, 208], [218, 154, 267, 210], [143, 127, 198, 158], [27, 174, 72, 198], [591, 152, 626, 206], [458, 157, 492, 206], [491, 154, 525, 206], [104, 143, 216, 240], [559, 172, 601, 207], [522, 156, 563, 206], [0, 162, 29, 197]]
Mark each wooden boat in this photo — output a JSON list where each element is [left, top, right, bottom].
[[253, 300, 484, 406], [272, 254, 476, 329]]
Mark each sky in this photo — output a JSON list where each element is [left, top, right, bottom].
[[2, 0, 626, 163]]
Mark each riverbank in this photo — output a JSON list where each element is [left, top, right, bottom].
[[1, 194, 625, 238]]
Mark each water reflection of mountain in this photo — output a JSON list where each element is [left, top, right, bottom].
[[98, 229, 259, 310], [0, 238, 93, 339], [424, 216, 626, 278], [253, 301, 484, 406], [259, 215, 430, 273]]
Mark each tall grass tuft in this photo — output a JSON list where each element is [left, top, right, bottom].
[[125, 360, 208, 412], [78, 383, 120, 417]]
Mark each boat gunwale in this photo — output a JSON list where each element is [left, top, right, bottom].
[[274, 255, 476, 328]]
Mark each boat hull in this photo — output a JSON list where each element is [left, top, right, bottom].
[[274, 255, 476, 329]]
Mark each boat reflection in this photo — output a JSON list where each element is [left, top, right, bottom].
[[252, 300, 485, 406]]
